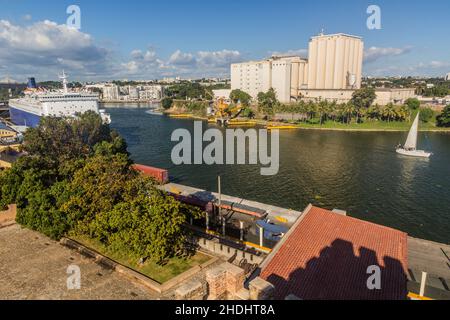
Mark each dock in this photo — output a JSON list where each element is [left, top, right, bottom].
[[407, 237, 450, 299], [160, 182, 450, 299], [160, 182, 302, 227]]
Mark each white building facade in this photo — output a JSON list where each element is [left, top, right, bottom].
[[102, 85, 120, 101], [138, 85, 164, 101], [231, 33, 365, 103]]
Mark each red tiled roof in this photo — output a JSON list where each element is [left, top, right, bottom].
[[260, 206, 408, 300]]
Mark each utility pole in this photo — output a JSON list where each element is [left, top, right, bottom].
[[218, 176, 225, 236]]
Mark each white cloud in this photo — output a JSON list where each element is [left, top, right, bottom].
[[197, 49, 241, 67], [365, 60, 450, 77], [0, 19, 113, 79], [168, 50, 196, 66], [0, 19, 243, 80], [269, 49, 308, 58], [364, 46, 412, 63]]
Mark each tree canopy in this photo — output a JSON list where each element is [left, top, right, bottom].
[[230, 89, 252, 108], [437, 105, 450, 127], [257, 88, 279, 117], [0, 112, 201, 263], [351, 87, 377, 111]]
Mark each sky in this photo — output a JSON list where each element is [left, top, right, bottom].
[[0, 0, 449, 81]]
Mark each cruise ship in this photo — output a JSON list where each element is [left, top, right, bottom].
[[8, 72, 110, 128]]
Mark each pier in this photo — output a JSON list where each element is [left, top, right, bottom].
[[407, 237, 450, 299], [157, 181, 450, 299]]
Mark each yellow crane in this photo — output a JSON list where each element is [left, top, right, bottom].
[[210, 98, 244, 126]]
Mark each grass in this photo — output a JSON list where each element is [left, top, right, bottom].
[[260, 118, 450, 132], [292, 120, 447, 131], [72, 235, 211, 284]]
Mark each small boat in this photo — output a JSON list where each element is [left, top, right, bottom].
[[396, 112, 432, 158], [145, 110, 163, 116]]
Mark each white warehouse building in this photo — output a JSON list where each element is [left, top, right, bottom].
[[231, 33, 364, 103], [231, 32, 415, 105]]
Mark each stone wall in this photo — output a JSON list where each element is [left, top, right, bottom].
[[181, 262, 275, 301], [0, 204, 16, 226]]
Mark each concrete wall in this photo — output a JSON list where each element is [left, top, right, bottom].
[[195, 236, 265, 265], [299, 88, 416, 105]]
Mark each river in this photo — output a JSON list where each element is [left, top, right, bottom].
[[106, 105, 450, 244]]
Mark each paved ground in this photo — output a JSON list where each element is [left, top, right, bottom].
[[407, 237, 450, 299], [0, 224, 159, 300]]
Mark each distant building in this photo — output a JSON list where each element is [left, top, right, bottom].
[[231, 33, 364, 103], [138, 85, 164, 101], [446, 73, 450, 81], [128, 86, 139, 100], [102, 85, 120, 101], [212, 89, 232, 100]]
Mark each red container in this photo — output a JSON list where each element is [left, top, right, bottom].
[[132, 164, 169, 184]]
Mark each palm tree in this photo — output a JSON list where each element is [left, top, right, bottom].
[[342, 102, 355, 124], [382, 103, 397, 123]]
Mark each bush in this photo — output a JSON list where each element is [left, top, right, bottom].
[[405, 98, 420, 110], [436, 105, 450, 127], [161, 97, 173, 110], [419, 107, 434, 123]]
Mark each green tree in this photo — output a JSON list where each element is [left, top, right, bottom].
[[405, 98, 420, 111], [351, 87, 377, 121], [257, 88, 279, 118], [230, 89, 252, 108], [161, 97, 173, 110], [87, 177, 203, 263], [419, 107, 434, 123], [436, 105, 450, 127], [382, 103, 397, 123], [0, 112, 200, 264]]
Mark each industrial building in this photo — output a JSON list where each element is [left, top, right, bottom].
[[231, 32, 415, 105]]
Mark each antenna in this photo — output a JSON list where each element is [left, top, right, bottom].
[[319, 28, 325, 36]]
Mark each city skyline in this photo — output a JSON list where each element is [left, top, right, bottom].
[[0, 0, 449, 81]]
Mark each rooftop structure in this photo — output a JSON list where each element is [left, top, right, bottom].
[[259, 205, 408, 300]]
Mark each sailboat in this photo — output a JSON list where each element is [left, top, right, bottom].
[[396, 112, 432, 158]]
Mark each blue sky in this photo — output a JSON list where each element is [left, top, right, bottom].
[[0, 0, 449, 81]]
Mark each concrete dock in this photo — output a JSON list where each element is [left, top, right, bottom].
[[407, 237, 450, 299], [161, 182, 450, 299], [160, 182, 303, 227]]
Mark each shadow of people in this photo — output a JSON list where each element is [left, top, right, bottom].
[[266, 239, 407, 300]]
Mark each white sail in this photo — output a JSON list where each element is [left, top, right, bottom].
[[404, 112, 419, 150]]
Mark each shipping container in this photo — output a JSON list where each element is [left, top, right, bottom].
[[132, 164, 169, 184]]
